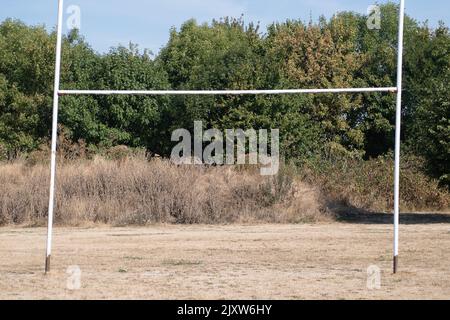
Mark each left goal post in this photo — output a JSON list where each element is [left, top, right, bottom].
[[45, 0, 64, 273]]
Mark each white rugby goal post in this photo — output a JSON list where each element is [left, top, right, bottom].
[[45, 0, 406, 274]]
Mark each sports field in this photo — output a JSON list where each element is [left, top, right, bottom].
[[1, 215, 450, 300]]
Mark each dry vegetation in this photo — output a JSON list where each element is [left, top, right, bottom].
[[0, 155, 327, 226], [1, 150, 450, 300], [0, 148, 449, 227], [302, 154, 450, 214]]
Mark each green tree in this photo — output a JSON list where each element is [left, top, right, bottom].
[[0, 75, 43, 157], [93, 45, 170, 152], [0, 20, 54, 156], [159, 17, 324, 159], [265, 15, 365, 156], [407, 24, 450, 186]]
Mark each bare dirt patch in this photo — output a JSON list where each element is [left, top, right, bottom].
[[1, 223, 449, 300]]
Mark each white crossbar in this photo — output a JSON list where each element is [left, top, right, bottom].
[[58, 87, 397, 96]]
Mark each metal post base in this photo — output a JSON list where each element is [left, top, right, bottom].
[[393, 256, 399, 274], [45, 255, 51, 274]]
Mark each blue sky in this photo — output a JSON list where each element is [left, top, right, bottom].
[[1, 0, 449, 54]]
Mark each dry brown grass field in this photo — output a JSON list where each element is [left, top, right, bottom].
[[1, 218, 450, 300], [1, 158, 449, 300]]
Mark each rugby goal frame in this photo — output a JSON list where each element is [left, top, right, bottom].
[[45, 0, 406, 274]]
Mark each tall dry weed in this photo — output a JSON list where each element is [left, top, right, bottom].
[[0, 157, 327, 226]]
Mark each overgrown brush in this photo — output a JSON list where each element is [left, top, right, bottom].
[[1, 151, 449, 227], [0, 156, 328, 226], [301, 153, 450, 213]]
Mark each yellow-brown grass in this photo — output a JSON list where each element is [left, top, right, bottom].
[[302, 155, 450, 213], [2, 153, 449, 227], [0, 156, 328, 226]]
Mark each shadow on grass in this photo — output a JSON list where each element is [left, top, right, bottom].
[[330, 204, 450, 225]]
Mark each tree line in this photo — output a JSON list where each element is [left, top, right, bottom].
[[0, 3, 448, 186]]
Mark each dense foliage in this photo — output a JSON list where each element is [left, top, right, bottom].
[[0, 3, 449, 186]]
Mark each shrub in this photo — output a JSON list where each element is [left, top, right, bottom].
[[302, 153, 450, 213], [0, 157, 327, 226]]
